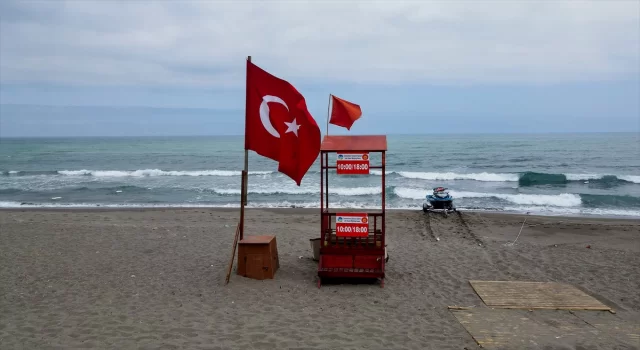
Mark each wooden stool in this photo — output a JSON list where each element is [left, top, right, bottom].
[[237, 235, 279, 280]]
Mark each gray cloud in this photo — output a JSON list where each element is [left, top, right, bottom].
[[1, 0, 638, 87]]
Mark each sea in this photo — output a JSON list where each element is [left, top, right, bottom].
[[1, 133, 639, 218]]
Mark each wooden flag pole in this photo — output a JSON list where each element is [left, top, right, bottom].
[[326, 94, 332, 135], [240, 55, 251, 241], [226, 55, 251, 285], [225, 221, 241, 284]]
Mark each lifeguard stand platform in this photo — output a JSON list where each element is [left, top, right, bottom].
[[317, 135, 387, 288]]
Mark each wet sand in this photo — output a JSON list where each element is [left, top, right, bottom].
[[0, 208, 638, 349]]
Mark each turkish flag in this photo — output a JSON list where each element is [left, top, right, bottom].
[[245, 60, 321, 186], [329, 94, 362, 130]]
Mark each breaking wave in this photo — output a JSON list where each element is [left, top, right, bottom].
[[374, 170, 640, 185], [2, 169, 275, 177], [0, 200, 413, 210], [519, 172, 568, 186], [56, 169, 274, 177], [393, 187, 582, 207], [502, 206, 640, 218], [382, 171, 519, 182], [618, 175, 640, 184], [1, 170, 59, 176], [212, 186, 382, 196], [519, 172, 640, 186], [369, 170, 640, 185], [3, 169, 638, 185], [580, 194, 640, 208], [2, 200, 637, 217]]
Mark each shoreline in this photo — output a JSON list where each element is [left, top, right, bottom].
[[1, 206, 638, 221]]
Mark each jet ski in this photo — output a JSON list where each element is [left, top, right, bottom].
[[422, 187, 456, 215]]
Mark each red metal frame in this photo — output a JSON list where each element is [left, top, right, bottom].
[[318, 135, 387, 288]]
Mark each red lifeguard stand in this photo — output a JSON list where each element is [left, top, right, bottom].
[[317, 135, 387, 288]]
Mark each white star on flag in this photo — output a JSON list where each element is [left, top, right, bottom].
[[284, 118, 301, 137]]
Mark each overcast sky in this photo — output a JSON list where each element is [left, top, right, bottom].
[[1, 0, 639, 137]]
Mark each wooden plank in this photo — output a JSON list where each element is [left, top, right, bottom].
[[451, 308, 563, 348], [451, 308, 634, 349], [573, 310, 640, 347], [469, 280, 611, 310]]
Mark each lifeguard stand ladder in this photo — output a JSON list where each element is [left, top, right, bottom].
[[318, 135, 387, 288]]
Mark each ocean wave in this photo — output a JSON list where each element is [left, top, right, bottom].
[[213, 186, 382, 196], [5, 169, 638, 186], [519, 172, 567, 186], [497, 193, 582, 207], [71, 185, 149, 193], [0, 188, 22, 195], [503, 206, 640, 218], [0, 200, 407, 210], [619, 175, 640, 184], [56, 169, 273, 177], [2, 200, 638, 217], [519, 172, 640, 186], [1, 170, 59, 176], [580, 193, 640, 208], [394, 188, 498, 201], [370, 170, 394, 176], [369, 170, 520, 182], [369, 169, 640, 185], [393, 187, 582, 207], [394, 171, 519, 182], [564, 173, 605, 181]]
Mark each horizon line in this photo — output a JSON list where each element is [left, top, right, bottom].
[[1, 131, 636, 139]]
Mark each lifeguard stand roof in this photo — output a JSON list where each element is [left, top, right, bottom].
[[320, 135, 387, 152]]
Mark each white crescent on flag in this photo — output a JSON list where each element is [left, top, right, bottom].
[[259, 95, 288, 138]]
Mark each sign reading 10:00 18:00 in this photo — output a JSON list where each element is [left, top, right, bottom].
[[335, 213, 369, 237], [336, 152, 370, 175]]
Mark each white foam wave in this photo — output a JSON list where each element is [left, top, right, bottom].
[[619, 175, 640, 184], [378, 171, 639, 184], [57, 169, 273, 177], [395, 171, 519, 182], [370, 170, 394, 176], [214, 186, 381, 196], [393, 187, 429, 200], [565, 173, 602, 181], [2, 201, 637, 217], [393, 187, 581, 207], [498, 193, 581, 207], [503, 206, 640, 218], [0, 200, 403, 210], [537, 173, 640, 183], [394, 188, 496, 200], [12, 169, 640, 184]]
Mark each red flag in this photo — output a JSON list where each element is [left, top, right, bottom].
[[329, 94, 362, 130], [245, 60, 321, 186]]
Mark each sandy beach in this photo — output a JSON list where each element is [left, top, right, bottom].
[[0, 208, 638, 349]]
